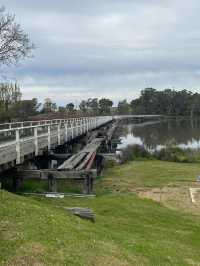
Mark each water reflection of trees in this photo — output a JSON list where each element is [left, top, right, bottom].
[[117, 119, 200, 150]]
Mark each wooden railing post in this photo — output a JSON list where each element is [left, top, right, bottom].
[[48, 125, 51, 151], [34, 127, 38, 156], [86, 117, 89, 132], [75, 119, 78, 136], [65, 123, 68, 141], [15, 129, 20, 164], [71, 120, 74, 139], [57, 124, 61, 145]]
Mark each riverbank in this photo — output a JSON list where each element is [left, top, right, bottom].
[[1, 160, 200, 265]]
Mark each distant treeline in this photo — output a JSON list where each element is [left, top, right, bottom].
[[131, 88, 200, 117], [0, 84, 199, 122]]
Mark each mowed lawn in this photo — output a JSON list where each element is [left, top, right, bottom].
[[1, 160, 200, 265]]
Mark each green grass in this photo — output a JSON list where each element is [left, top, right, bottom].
[[1, 160, 200, 265], [98, 160, 200, 192]]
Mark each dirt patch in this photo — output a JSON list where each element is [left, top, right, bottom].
[[136, 183, 200, 215]]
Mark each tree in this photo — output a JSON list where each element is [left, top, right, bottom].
[[87, 98, 99, 115], [130, 88, 195, 116], [66, 102, 75, 112], [118, 100, 130, 115], [79, 100, 87, 113], [42, 98, 57, 113], [58, 106, 66, 113], [11, 98, 40, 119], [99, 98, 113, 115], [0, 7, 34, 65], [79, 98, 99, 115], [0, 82, 21, 111]]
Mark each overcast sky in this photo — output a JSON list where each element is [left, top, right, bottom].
[[2, 0, 200, 105]]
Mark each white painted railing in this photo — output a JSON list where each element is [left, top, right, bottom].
[[0, 116, 113, 167]]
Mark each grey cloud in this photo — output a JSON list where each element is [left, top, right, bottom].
[[2, 0, 200, 104]]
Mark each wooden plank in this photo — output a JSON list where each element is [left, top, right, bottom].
[[58, 137, 104, 171], [76, 151, 94, 170], [58, 152, 87, 170], [86, 151, 96, 171], [64, 207, 95, 222], [15, 169, 89, 179]]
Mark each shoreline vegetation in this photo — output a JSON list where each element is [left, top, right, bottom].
[[119, 144, 200, 163], [1, 155, 200, 265]]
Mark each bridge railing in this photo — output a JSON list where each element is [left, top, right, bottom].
[[0, 116, 113, 166]]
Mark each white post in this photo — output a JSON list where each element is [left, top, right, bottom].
[[87, 118, 89, 132], [16, 129, 21, 164], [65, 123, 68, 141], [34, 127, 38, 156], [71, 120, 74, 139], [76, 119, 79, 136], [57, 124, 61, 145], [80, 118, 83, 134], [47, 126, 51, 151]]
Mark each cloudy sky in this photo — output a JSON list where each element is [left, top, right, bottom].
[[2, 0, 200, 105]]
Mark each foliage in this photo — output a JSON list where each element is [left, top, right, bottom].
[[58, 106, 66, 113], [121, 144, 200, 163], [0, 82, 21, 110], [79, 98, 113, 115], [118, 99, 130, 115], [153, 147, 200, 163], [0, 6, 34, 65], [41, 98, 57, 113], [99, 98, 113, 115], [120, 144, 152, 162], [131, 88, 200, 116], [11, 98, 40, 119], [66, 102, 75, 112]]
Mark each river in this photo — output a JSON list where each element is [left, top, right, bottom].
[[115, 118, 200, 151]]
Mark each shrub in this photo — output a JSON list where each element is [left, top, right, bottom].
[[120, 144, 200, 163], [154, 147, 190, 163], [121, 144, 152, 162]]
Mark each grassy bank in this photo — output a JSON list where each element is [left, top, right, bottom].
[[1, 160, 200, 265]]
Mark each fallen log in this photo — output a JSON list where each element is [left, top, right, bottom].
[[64, 207, 95, 222]]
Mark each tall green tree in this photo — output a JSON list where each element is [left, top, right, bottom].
[[66, 103, 75, 112], [42, 98, 57, 113], [11, 98, 40, 119], [99, 98, 113, 115], [118, 100, 130, 115]]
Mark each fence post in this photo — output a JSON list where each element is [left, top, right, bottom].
[[76, 119, 79, 136], [86, 117, 89, 132], [16, 129, 20, 164], [57, 124, 61, 145], [65, 123, 68, 141], [48, 125, 51, 151], [71, 120, 74, 139], [34, 127, 38, 156]]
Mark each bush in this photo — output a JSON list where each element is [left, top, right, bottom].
[[121, 144, 152, 162], [154, 147, 190, 163], [121, 144, 200, 163]]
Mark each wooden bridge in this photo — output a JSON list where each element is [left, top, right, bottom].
[[0, 115, 162, 172], [0, 115, 162, 193], [0, 116, 113, 171]]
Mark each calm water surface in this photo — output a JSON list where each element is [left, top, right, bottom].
[[116, 119, 200, 151]]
